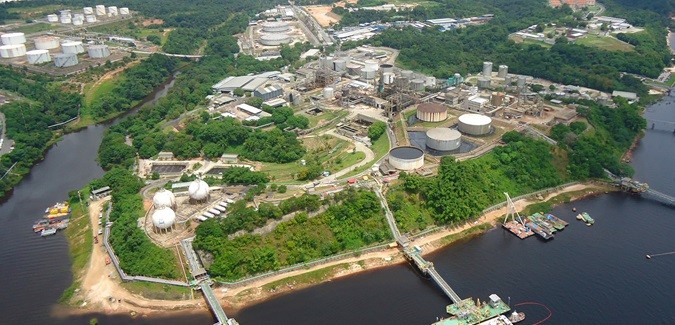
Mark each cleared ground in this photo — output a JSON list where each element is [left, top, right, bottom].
[[304, 5, 341, 27], [576, 35, 634, 52]]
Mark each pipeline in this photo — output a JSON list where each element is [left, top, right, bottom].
[[514, 301, 552, 325]]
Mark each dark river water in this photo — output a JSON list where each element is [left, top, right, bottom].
[[1, 79, 674, 324]]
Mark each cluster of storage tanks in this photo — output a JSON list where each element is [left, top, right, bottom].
[[0, 32, 111, 67], [47, 5, 130, 25], [259, 21, 292, 46]]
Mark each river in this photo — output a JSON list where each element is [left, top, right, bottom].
[[1, 80, 674, 324]]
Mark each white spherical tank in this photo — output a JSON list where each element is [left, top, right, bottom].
[[322, 87, 334, 99], [262, 21, 290, 33], [120, 7, 130, 15], [388, 146, 424, 171], [83, 7, 94, 15], [426, 128, 461, 151], [1, 33, 26, 45], [259, 33, 291, 46], [26, 50, 51, 64], [61, 41, 85, 54], [95, 5, 106, 16], [364, 60, 379, 71], [152, 207, 176, 229], [0, 44, 26, 58], [153, 188, 176, 209], [34, 36, 60, 50], [88, 44, 110, 58], [54, 53, 78, 67], [458, 113, 492, 136], [85, 15, 97, 23], [188, 179, 210, 201], [47, 14, 59, 22], [416, 102, 447, 122]]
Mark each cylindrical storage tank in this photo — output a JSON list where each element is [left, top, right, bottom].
[[120, 7, 130, 15], [400, 70, 413, 79], [395, 76, 409, 89], [410, 78, 425, 91], [83, 7, 94, 15], [259, 33, 291, 46], [262, 21, 290, 33], [361, 67, 377, 80], [323, 87, 334, 99], [364, 59, 379, 71], [517, 75, 526, 88], [87, 44, 110, 58], [54, 53, 78, 67], [380, 63, 394, 73], [61, 41, 85, 54], [382, 72, 395, 85], [346, 63, 361, 75], [72, 18, 84, 26], [47, 14, 59, 22], [458, 113, 492, 136], [188, 179, 210, 201], [152, 188, 176, 209], [333, 59, 346, 72], [477, 77, 491, 89], [0, 44, 26, 58], [498, 65, 508, 78], [34, 36, 60, 50], [60, 10, 71, 16], [416, 102, 447, 122], [1, 33, 26, 45], [60, 16, 71, 24], [505, 75, 513, 85], [454, 73, 462, 81], [388, 146, 424, 171], [152, 207, 176, 229], [85, 15, 97, 23], [73, 13, 85, 20], [26, 49, 51, 64], [425, 76, 437, 87], [95, 5, 106, 16], [491, 92, 504, 106], [107, 6, 119, 16], [426, 128, 461, 151], [482, 61, 493, 78]]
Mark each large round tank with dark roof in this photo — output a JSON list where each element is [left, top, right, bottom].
[[388, 146, 424, 170]]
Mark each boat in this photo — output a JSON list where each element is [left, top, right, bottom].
[[544, 214, 567, 230], [525, 222, 554, 240], [32, 219, 50, 232], [508, 310, 526, 323], [581, 212, 594, 225], [44, 201, 71, 219], [40, 228, 57, 237]]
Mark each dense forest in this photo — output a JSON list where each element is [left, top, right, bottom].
[[193, 189, 391, 280]]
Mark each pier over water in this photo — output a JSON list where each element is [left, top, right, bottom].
[[605, 170, 675, 206]]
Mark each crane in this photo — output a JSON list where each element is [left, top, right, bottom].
[[503, 192, 525, 226]]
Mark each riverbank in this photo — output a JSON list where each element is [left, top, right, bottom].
[[63, 182, 610, 318]]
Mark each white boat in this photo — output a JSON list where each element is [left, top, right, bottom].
[[40, 228, 57, 237]]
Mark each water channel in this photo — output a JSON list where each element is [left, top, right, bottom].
[[0, 74, 674, 325]]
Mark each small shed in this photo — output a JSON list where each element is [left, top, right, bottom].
[[220, 154, 239, 164]]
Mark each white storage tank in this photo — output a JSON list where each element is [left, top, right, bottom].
[[88, 44, 110, 58], [400, 70, 413, 79], [95, 5, 106, 16], [1, 33, 26, 45], [85, 15, 97, 23], [364, 59, 379, 71], [361, 67, 377, 80], [388, 146, 424, 171], [333, 59, 346, 72], [498, 65, 508, 78], [482, 61, 493, 78], [107, 6, 119, 16], [426, 128, 461, 151], [458, 113, 492, 136], [188, 179, 210, 202], [47, 14, 59, 22], [259, 33, 291, 46], [322, 87, 334, 99], [425, 76, 437, 87], [73, 13, 85, 20], [34, 36, 60, 50], [72, 18, 84, 26], [346, 63, 361, 75], [152, 188, 176, 209], [379, 63, 394, 73], [151, 207, 176, 230], [0, 44, 26, 58], [83, 7, 94, 15], [410, 78, 425, 91], [382, 72, 395, 84], [477, 77, 491, 89], [416, 102, 447, 122], [54, 53, 78, 67], [61, 41, 85, 54], [60, 15, 72, 24], [119, 7, 130, 15], [26, 50, 51, 64], [262, 21, 290, 33]]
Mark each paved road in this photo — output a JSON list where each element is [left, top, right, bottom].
[[0, 112, 14, 156]]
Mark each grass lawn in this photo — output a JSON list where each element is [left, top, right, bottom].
[[8, 22, 55, 34], [120, 281, 193, 300], [8, 5, 65, 19], [339, 133, 390, 179], [84, 75, 124, 106], [576, 35, 634, 52]]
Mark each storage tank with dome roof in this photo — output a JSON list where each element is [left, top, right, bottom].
[[151, 207, 176, 231], [152, 188, 176, 210], [188, 179, 210, 203]]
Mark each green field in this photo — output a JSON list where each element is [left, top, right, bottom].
[[576, 35, 634, 52], [89, 19, 167, 44], [8, 22, 55, 34], [340, 133, 390, 179], [8, 5, 66, 19]]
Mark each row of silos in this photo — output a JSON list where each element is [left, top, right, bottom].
[[482, 61, 509, 78], [48, 5, 130, 25]]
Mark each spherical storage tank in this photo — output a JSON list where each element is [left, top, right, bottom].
[[1, 33, 26, 45], [458, 113, 492, 136], [88, 45, 110, 58], [416, 102, 447, 122], [259, 34, 291, 46], [61, 41, 85, 54], [388, 146, 424, 171], [152, 207, 176, 229], [188, 179, 210, 201], [26, 50, 51, 64], [262, 21, 290, 33], [0, 44, 26, 58], [153, 188, 176, 209], [426, 128, 461, 151], [54, 53, 78, 67], [34, 36, 60, 50]]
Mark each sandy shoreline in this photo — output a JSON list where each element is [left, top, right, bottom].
[[61, 183, 608, 319]]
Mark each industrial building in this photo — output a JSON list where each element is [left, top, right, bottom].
[[458, 114, 492, 136], [416, 103, 448, 122], [466, 95, 489, 113], [211, 72, 284, 93], [236, 103, 263, 116], [426, 128, 462, 151], [254, 84, 284, 100]]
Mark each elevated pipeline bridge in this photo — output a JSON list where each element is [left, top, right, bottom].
[[605, 170, 675, 206]]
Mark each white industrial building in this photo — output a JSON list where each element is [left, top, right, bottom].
[[237, 103, 263, 116], [466, 95, 489, 113]]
